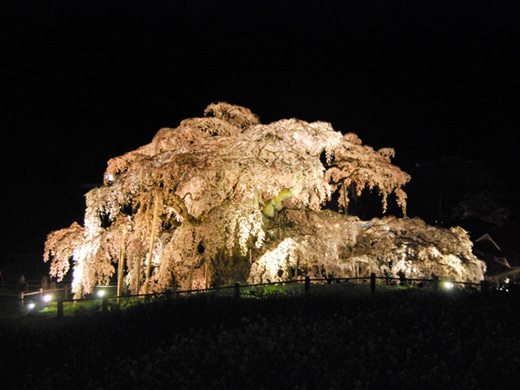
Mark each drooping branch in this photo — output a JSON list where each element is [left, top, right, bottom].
[[325, 133, 411, 215], [44, 222, 85, 282]]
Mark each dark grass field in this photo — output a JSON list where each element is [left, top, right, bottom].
[[1, 283, 519, 389]]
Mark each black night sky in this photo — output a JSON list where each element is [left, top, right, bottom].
[[1, 0, 519, 275]]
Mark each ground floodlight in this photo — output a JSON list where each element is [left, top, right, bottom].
[[27, 302, 36, 310], [93, 285, 116, 298], [443, 281, 454, 290], [42, 294, 53, 303]]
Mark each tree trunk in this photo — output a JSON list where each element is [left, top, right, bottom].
[[117, 227, 127, 302], [205, 260, 210, 289], [134, 259, 141, 295], [342, 178, 348, 215], [144, 192, 160, 293], [187, 258, 194, 291]]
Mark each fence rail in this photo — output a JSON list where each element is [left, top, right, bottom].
[[8, 273, 489, 319]]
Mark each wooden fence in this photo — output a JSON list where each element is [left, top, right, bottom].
[[14, 273, 486, 318]]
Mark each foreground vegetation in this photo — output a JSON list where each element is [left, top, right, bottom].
[[1, 283, 519, 389]]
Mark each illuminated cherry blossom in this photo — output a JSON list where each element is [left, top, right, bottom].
[[44, 103, 484, 297]]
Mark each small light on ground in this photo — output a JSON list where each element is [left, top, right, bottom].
[[443, 281, 454, 290]]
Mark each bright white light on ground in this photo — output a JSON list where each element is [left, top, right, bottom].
[[27, 302, 36, 310], [443, 281, 454, 290], [96, 290, 105, 298], [42, 294, 52, 303]]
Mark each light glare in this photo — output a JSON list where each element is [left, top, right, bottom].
[[444, 281, 454, 290]]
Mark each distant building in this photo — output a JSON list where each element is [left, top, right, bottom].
[[473, 228, 520, 281]]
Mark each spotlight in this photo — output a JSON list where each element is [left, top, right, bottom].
[[443, 281, 454, 290]]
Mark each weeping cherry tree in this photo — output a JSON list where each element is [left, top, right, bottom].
[[44, 103, 485, 297]]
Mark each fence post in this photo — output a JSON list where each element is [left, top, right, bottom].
[[370, 273, 376, 294], [20, 292, 25, 307], [305, 276, 310, 294], [57, 298, 64, 318], [433, 276, 439, 292], [234, 282, 240, 298], [102, 297, 109, 312]]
